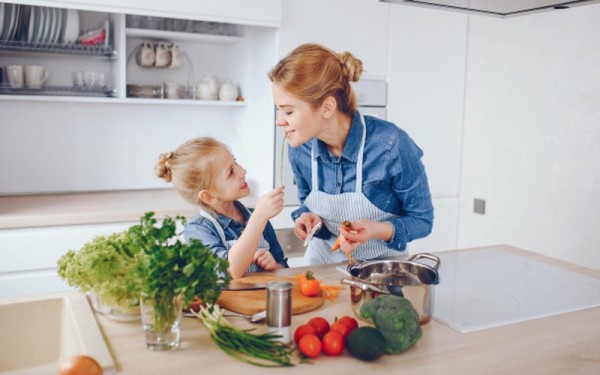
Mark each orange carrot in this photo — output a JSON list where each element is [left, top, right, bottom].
[[321, 284, 342, 301], [330, 221, 352, 252]]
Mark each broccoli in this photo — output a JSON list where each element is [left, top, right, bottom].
[[360, 294, 422, 354]]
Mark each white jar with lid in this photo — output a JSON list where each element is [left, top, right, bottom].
[[219, 80, 239, 101]]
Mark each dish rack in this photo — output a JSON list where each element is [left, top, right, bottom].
[[0, 40, 115, 57], [0, 84, 115, 97]]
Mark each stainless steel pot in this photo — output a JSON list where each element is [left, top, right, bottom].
[[341, 253, 441, 325]]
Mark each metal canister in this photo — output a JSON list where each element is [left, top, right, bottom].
[[265, 281, 292, 344]]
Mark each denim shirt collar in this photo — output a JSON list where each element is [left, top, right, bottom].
[[312, 111, 363, 162], [212, 200, 250, 230]]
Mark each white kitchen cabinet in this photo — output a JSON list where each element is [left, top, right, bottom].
[[0, 3, 274, 105], [277, 0, 390, 77], [387, 5, 468, 199], [409, 197, 458, 253], [0, 2, 279, 196], [0, 221, 136, 298], [10, 0, 282, 27]]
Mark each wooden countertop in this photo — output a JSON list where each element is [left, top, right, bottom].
[[94, 245, 600, 374], [0, 189, 198, 229]]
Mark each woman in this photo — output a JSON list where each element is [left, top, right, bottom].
[[269, 43, 433, 265]]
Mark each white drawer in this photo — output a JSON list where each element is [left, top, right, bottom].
[[0, 222, 136, 273]]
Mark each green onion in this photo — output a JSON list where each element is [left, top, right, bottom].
[[280, 133, 286, 187], [191, 306, 296, 367]]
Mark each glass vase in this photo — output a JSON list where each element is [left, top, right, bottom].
[[88, 292, 140, 322], [140, 293, 183, 351]]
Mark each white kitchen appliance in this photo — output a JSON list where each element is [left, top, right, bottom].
[[274, 77, 388, 206]]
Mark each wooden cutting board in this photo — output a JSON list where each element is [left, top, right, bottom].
[[216, 275, 325, 316]]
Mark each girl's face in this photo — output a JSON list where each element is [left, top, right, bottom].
[[272, 83, 323, 147], [209, 146, 249, 202]]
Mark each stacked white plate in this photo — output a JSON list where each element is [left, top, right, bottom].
[[0, 4, 79, 44]]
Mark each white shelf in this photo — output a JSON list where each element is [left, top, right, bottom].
[[120, 98, 246, 106], [125, 28, 243, 44], [0, 95, 246, 106]]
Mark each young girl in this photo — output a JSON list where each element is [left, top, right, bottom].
[[156, 137, 288, 278]]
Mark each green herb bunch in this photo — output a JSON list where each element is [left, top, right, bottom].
[[193, 305, 295, 367], [131, 212, 230, 331], [57, 230, 142, 308]]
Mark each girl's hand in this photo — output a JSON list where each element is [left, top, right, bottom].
[[253, 186, 285, 222], [294, 212, 322, 241], [339, 220, 394, 256], [254, 248, 279, 270]]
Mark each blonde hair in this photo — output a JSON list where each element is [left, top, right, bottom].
[[156, 137, 225, 206], [268, 43, 363, 115]]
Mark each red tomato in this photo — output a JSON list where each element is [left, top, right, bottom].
[[58, 355, 103, 375], [294, 324, 318, 345], [337, 316, 359, 331], [330, 321, 352, 339], [299, 271, 321, 297], [308, 317, 330, 339], [321, 331, 345, 356], [298, 334, 321, 358]]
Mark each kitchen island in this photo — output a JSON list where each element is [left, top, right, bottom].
[[91, 245, 600, 374]]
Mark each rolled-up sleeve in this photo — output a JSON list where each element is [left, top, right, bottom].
[[386, 136, 434, 250]]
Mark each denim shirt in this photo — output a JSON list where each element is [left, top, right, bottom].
[[184, 201, 289, 268], [289, 112, 434, 250]]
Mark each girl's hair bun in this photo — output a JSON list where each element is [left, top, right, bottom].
[[339, 51, 363, 82], [156, 151, 175, 182]]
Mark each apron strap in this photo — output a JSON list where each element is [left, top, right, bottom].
[[311, 112, 367, 194], [200, 210, 228, 245]]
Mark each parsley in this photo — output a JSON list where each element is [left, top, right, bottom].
[[131, 212, 230, 331]]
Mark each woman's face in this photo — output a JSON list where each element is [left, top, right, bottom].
[[209, 146, 249, 202], [272, 83, 323, 147]]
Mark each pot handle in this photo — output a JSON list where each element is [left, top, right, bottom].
[[407, 253, 441, 270], [340, 278, 390, 294], [346, 258, 366, 276]]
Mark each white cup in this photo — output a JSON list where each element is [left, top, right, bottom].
[[136, 41, 155, 67], [73, 71, 84, 87], [155, 42, 171, 68], [169, 44, 186, 68], [83, 71, 99, 87], [24, 66, 50, 89], [6, 65, 24, 89]]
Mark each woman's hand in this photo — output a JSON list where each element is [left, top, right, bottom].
[[254, 248, 280, 271], [294, 212, 322, 240], [253, 186, 285, 222], [339, 220, 394, 256]]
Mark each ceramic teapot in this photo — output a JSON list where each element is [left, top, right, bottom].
[[197, 75, 220, 100], [219, 80, 239, 101]]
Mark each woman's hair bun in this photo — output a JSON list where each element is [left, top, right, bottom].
[[339, 51, 363, 82], [156, 151, 174, 182]]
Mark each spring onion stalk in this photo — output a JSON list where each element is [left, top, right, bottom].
[[280, 133, 286, 187], [191, 305, 295, 367]]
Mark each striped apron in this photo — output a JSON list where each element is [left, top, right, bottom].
[[200, 209, 268, 273], [303, 114, 407, 265]]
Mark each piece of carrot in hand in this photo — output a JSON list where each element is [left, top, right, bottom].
[[330, 221, 352, 252]]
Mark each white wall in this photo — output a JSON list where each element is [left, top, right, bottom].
[[458, 5, 600, 269]]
